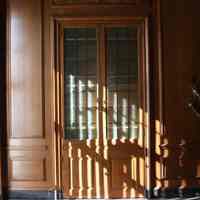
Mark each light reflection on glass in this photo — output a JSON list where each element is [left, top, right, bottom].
[[113, 92, 118, 139], [78, 80, 84, 140], [88, 80, 93, 139], [130, 104, 138, 139], [122, 98, 128, 136], [69, 75, 75, 128]]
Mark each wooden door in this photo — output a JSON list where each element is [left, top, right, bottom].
[[58, 19, 149, 198]]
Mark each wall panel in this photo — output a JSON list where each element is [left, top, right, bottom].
[[7, 0, 54, 191], [0, 0, 7, 197], [155, 0, 200, 193], [9, 0, 43, 139]]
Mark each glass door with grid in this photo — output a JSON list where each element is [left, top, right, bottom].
[[60, 20, 148, 198]]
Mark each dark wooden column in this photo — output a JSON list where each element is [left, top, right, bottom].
[[0, 0, 7, 199]]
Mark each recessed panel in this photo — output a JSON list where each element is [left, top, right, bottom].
[[111, 159, 131, 189], [9, 160, 45, 181], [52, 0, 137, 5], [10, 0, 43, 138]]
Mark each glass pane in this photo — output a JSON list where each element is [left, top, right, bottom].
[[106, 27, 139, 140], [64, 28, 98, 140]]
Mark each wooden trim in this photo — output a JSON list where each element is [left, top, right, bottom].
[[99, 25, 106, 143], [49, 6, 150, 19], [154, 0, 164, 139], [144, 16, 151, 196], [55, 16, 146, 24], [154, 187, 200, 199], [150, 0, 164, 195], [55, 16, 150, 198], [7, 190, 63, 199], [0, 0, 7, 197], [53, 19, 63, 191], [154, 0, 164, 182], [6, 187, 200, 199], [51, 0, 138, 7]]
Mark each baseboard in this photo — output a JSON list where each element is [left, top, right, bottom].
[[153, 187, 200, 198], [7, 190, 63, 199], [6, 188, 200, 199]]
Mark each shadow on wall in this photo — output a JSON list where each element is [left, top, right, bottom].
[[153, 78, 200, 198]]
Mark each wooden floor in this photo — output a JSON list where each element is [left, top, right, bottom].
[[8, 198, 200, 200]]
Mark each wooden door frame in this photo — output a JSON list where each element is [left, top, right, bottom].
[[52, 15, 153, 198], [0, 0, 164, 198]]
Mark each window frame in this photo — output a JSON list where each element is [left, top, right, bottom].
[[56, 18, 149, 142]]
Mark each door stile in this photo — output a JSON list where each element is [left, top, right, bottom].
[[137, 18, 151, 195], [137, 19, 149, 195], [94, 25, 103, 198], [59, 23, 68, 195], [96, 26, 102, 145], [99, 26, 107, 144], [54, 21, 64, 191], [143, 17, 151, 195], [57, 22, 63, 191], [99, 25, 110, 198]]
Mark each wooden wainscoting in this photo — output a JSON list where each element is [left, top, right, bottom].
[[7, 0, 55, 191]]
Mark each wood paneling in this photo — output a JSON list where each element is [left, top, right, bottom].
[[7, 0, 54, 191], [58, 18, 149, 198], [52, 0, 138, 5], [6, 0, 200, 196], [155, 0, 200, 190], [0, 0, 7, 197], [49, 0, 151, 18], [9, 160, 45, 181], [9, 0, 43, 139]]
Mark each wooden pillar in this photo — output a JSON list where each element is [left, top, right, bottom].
[[0, 0, 7, 198]]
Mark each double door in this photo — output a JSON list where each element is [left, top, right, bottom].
[[58, 19, 149, 198]]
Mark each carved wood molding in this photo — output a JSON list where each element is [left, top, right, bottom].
[[52, 0, 139, 6]]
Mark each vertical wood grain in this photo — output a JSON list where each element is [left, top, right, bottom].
[[9, 0, 43, 138], [7, 0, 54, 190], [0, 0, 7, 197], [160, 0, 200, 187]]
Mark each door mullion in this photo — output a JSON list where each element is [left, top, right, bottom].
[[98, 25, 107, 143], [96, 26, 101, 143]]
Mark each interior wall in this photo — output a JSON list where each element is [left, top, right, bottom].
[[4, 0, 200, 196], [6, 0, 55, 191], [158, 0, 200, 189], [6, 0, 152, 194]]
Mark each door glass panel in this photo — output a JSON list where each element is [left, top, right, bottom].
[[106, 27, 139, 140], [64, 28, 98, 140]]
